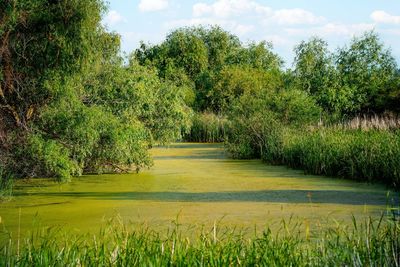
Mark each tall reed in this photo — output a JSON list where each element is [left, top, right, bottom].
[[281, 128, 400, 188], [336, 113, 400, 131], [185, 112, 230, 143], [1, 216, 398, 266]]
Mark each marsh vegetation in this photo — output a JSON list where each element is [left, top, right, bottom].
[[1, 0, 400, 265]]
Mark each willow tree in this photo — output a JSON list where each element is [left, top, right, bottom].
[[336, 31, 398, 114], [0, 0, 105, 131], [0, 1, 158, 180]]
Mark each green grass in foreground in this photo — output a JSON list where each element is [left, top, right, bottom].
[[1, 215, 399, 266]]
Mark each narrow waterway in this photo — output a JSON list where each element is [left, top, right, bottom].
[[0, 143, 394, 241]]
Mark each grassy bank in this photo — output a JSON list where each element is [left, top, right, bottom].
[[225, 111, 400, 188], [1, 216, 399, 266], [281, 128, 400, 187]]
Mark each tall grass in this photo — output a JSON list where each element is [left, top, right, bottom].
[[185, 112, 230, 143], [226, 116, 400, 188], [337, 113, 400, 131], [281, 128, 400, 188], [1, 216, 399, 266]]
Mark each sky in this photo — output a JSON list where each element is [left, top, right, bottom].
[[102, 0, 400, 67]]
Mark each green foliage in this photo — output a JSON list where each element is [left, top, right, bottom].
[[228, 41, 283, 70], [36, 97, 153, 176], [185, 112, 229, 143], [85, 60, 192, 145], [208, 66, 283, 113], [0, 0, 192, 181], [135, 27, 209, 80], [226, 88, 321, 160], [134, 26, 283, 113], [293, 32, 400, 118], [0, 0, 106, 129], [2, 218, 399, 266], [283, 128, 400, 188], [293, 37, 347, 115], [12, 134, 79, 181], [336, 31, 398, 114]]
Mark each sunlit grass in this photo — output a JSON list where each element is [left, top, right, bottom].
[[1, 214, 399, 266], [282, 128, 400, 188]]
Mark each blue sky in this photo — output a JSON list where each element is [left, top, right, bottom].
[[103, 0, 400, 67]]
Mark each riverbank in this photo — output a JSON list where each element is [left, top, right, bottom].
[[0, 143, 395, 242]]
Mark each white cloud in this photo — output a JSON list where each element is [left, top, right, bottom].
[[164, 18, 254, 37], [193, 0, 272, 18], [104, 10, 126, 26], [371, 10, 400, 24], [193, 3, 213, 17], [382, 29, 400, 36], [139, 0, 168, 12], [264, 35, 289, 46], [165, 17, 236, 30], [270, 9, 325, 25], [234, 24, 255, 35], [192, 1, 322, 25], [285, 23, 375, 37]]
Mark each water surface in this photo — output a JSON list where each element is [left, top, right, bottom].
[[0, 143, 395, 240]]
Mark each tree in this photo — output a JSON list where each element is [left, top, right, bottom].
[[293, 37, 333, 95], [0, 0, 192, 180], [336, 31, 398, 114], [228, 41, 283, 71], [292, 37, 351, 116], [207, 66, 283, 113], [226, 87, 320, 160], [134, 26, 284, 113], [0, 0, 105, 131]]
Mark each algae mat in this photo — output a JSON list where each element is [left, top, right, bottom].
[[0, 143, 395, 240]]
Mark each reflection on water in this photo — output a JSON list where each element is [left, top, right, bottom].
[[0, 143, 396, 239]]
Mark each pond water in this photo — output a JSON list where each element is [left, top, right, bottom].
[[0, 143, 395, 241]]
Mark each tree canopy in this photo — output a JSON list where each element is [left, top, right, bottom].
[[0, 0, 191, 180]]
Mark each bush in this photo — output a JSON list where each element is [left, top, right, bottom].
[[225, 88, 321, 160]]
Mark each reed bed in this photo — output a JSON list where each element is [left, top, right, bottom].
[[281, 128, 400, 188], [226, 115, 400, 188], [185, 112, 230, 143], [334, 114, 400, 131], [1, 216, 399, 266]]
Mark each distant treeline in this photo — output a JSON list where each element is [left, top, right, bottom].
[[1, 0, 399, 187], [135, 24, 400, 187], [135, 26, 399, 116]]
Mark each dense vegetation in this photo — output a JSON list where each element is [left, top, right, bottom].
[[1, 0, 399, 189], [1, 1, 399, 265], [2, 217, 399, 266], [135, 26, 400, 188], [0, 0, 190, 183]]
